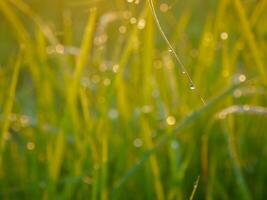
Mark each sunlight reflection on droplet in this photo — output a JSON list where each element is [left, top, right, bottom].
[[133, 138, 143, 148], [220, 32, 229, 40], [137, 19, 146, 29], [119, 25, 127, 34], [103, 78, 111, 86], [130, 17, 137, 24], [27, 142, 35, 151], [20, 115, 30, 127], [94, 34, 108, 46], [160, 3, 169, 12], [166, 116, 176, 126], [112, 64, 120, 73], [238, 74, 246, 82], [55, 44, 64, 54], [189, 84, 196, 90], [234, 89, 242, 98]]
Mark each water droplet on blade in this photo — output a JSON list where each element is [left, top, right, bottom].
[[166, 116, 176, 126], [189, 84, 196, 90]]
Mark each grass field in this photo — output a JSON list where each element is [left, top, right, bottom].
[[0, 0, 267, 199]]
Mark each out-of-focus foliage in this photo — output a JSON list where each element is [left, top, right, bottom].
[[0, 0, 267, 199]]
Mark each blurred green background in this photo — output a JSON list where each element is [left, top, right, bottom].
[[0, 0, 267, 199]]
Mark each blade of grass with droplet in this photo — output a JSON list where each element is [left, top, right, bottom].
[[148, 0, 206, 105], [112, 81, 245, 193], [189, 176, 200, 200]]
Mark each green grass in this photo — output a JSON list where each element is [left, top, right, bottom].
[[0, 0, 267, 199]]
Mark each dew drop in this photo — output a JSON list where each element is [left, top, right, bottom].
[[103, 78, 111, 86], [55, 44, 65, 54], [20, 115, 30, 127], [168, 49, 173, 52], [238, 74, 246, 82], [133, 138, 143, 148], [220, 32, 228, 40], [130, 17, 137, 24], [160, 3, 169, 13], [119, 25, 127, 34], [233, 89, 242, 98], [26, 142, 35, 150], [166, 116, 176, 126], [189, 84, 196, 90], [137, 19, 146, 30], [112, 64, 119, 73]]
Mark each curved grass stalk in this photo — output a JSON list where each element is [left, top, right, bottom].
[[148, 0, 206, 105], [112, 80, 245, 193], [189, 176, 200, 200]]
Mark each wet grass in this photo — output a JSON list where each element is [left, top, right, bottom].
[[0, 0, 267, 199]]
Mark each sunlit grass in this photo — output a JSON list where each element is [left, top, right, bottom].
[[0, 0, 267, 199]]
